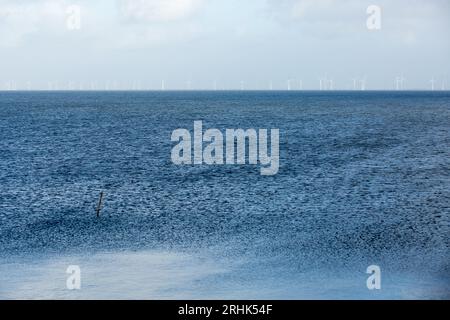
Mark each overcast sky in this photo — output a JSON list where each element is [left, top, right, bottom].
[[0, 0, 449, 90]]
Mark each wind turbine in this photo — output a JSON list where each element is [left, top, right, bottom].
[[240, 80, 244, 91], [319, 76, 326, 91], [352, 78, 358, 90], [287, 79, 291, 91], [328, 79, 334, 90], [5, 81, 17, 91], [319, 74, 332, 90], [395, 75, 405, 90], [161, 80, 165, 91], [132, 80, 141, 91], [269, 81, 273, 91], [360, 76, 367, 91], [430, 77, 435, 91]]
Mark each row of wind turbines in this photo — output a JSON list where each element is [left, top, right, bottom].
[[241, 76, 445, 91], [196, 76, 443, 91], [0, 77, 448, 91], [393, 76, 447, 91]]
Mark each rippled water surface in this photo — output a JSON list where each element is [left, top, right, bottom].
[[0, 91, 449, 299]]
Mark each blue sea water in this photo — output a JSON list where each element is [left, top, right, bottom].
[[0, 91, 449, 299]]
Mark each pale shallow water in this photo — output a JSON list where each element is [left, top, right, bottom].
[[0, 248, 447, 299], [0, 91, 449, 299]]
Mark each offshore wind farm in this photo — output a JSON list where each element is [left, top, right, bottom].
[[1, 76, 449, 91]]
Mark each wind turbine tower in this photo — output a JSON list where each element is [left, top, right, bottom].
[[319, 76, 327, 90], [360, 76, 367, 91], [395, 76, 405, 90], [352, 78, 357, 90], [328, 79, 334, 90]]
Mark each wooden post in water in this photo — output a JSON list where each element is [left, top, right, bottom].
[[96, 191, 104, 217]]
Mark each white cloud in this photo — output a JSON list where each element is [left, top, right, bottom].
[[0, 0, 71, 47], [265, 0, 450, 42], [267, 0, 358, 21], [0, 0, 206, 48], [109, 0, 206, 48], [109, 23, 203, 49], [118, 0, 204, 23]]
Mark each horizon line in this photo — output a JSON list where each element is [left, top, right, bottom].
[[0, 89, 449, 93]]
